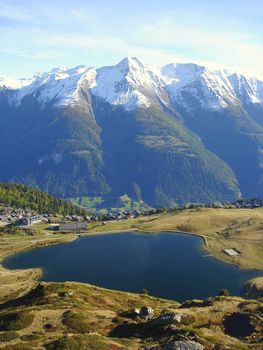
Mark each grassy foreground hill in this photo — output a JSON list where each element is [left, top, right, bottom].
[[0, 282, 262, 350], [0, 207, 263, 349]]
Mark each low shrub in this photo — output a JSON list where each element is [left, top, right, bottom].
[[46, 334, 109, 350], [62, 311, 90, 334], [0, 331, 19, 342], [141, 288, 149, 295], [20, 334, 41, 341], [181, 314, 196, 325], [0, 312, 34, 331], [218, 289, 230, 297], [46, 336, 84, 350], [2, 344, 32, 350]]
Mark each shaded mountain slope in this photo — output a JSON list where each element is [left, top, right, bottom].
[[95, 102, 239, 205], [1, 57, 263, 206]]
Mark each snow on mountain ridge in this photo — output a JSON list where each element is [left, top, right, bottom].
[[7, 65, 96, 107], [161, 63, 205, 87], [162, 63, 262, 111], [91, 57, 166, 110], [1, 57, 263, 111], [0, 76, 33, 89], [228, 73, 263, 105]]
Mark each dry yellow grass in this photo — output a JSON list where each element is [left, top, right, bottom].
[[0, 282, 262, 349]]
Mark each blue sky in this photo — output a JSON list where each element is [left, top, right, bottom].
[[0, 0, 262, 79]]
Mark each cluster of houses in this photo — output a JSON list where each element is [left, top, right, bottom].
[[206, 198, 263, 209], [63, 214, 89, 222], [231, 198, 263, 209], [57, 209, 161, 232], [1, 197, 263, 230], [0, 204, 42, 226], [0, 204, 58, 227], [88, 208, 161, 222]]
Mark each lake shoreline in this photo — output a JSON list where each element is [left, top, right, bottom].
[[1, 207, 263, 302], [3, 229, 262, 303]]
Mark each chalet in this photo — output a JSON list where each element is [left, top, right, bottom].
[[58, 222, 87, 233], [18, 215, 43, 226]]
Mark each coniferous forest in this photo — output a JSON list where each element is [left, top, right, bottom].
[[0, 182, 85, 215]]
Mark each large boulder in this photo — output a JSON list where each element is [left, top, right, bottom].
[[162, 341, 204, 350], [120, 308, 140, 319], [140, 306, 154, 319], [152, 312, 182, 326], [145, 341, 204, 350]]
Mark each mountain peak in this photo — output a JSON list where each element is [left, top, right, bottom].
[[117, 56, 146, 70], [161, 62, 205, 81], [50, 65, 68, 74]]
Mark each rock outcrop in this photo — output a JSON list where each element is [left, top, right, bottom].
[[241, 276, 263, 299], [145, 340, 204, 350]]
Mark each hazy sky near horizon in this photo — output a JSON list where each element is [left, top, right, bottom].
[[0, 0, 262, 79]]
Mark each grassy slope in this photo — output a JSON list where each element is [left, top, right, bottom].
[[0, 282, 262, 349]]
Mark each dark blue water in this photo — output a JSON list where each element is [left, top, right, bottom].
[[3, 232, 261, 301]]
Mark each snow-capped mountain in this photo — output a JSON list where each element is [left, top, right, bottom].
[[0, 76, 33, 90], [1, 57, 262, 113], [1, 65, 96, 107], [91, 57, 169, 111], [0, 57, 263, 207], [228, 73, 263, 105]]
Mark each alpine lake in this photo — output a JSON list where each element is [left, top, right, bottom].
[[3, 232, 261, 302]]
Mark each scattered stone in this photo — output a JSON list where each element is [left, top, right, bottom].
[[43, 323, 57, 332], [213, 344, 226, 350], [180, 299, 213, 309], [140, 306, 154, 319], [152, 312, 182, 326], [120, 308, 140, 319], [162, 340, 204, 350], [166, 328, 201, 342]]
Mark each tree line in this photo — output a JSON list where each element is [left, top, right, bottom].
[[0, 182, 86, 216]]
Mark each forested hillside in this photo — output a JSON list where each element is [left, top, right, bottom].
[[0, 182, 85, 215]]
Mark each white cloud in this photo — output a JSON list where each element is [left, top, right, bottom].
[[0, 1, 262, 79], [137, 18, 263, 78]]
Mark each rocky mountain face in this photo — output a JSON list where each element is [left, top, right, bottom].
[[0, 57, 263, 206]]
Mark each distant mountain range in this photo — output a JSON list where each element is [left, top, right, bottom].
[[0, 57, 263, 207]]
